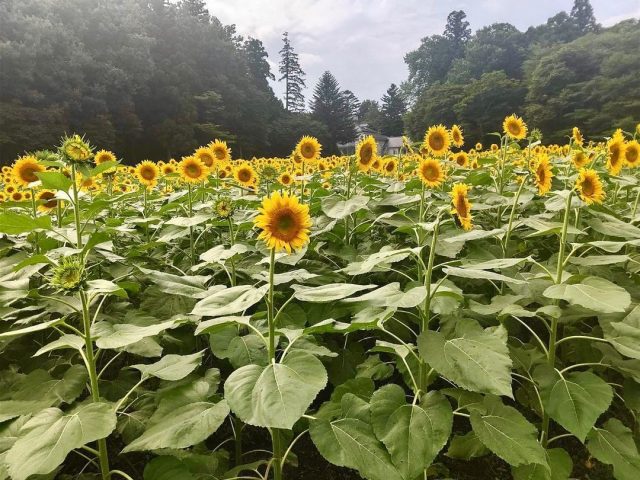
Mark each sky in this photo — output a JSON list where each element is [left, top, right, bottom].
[[205, 0, 640, 103]]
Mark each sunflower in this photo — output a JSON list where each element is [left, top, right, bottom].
[[417, 158, 445, 188], [214, 196, 235, 219], [383, 158, 397, 176], [575, 169, 605, 205], [296, 136, 321, 162], [606, 138, 626, 175], [422, 125, 450, 156], [356, 135, 377, 171], [572, 127, 583, 146], [475, 142, 483, 151], [135, 161, 160, 188], [95, 150, 116, 165], [450, 183, 472, 231], [572, 151, 589, 169], [533, 156, 553, 195], [624, 140, 639, 168], [60, 134, 93, 163], [279, 171, 294, 186], [210, 140, 232, 163], [234, 163, 257, 187], [12, 155, 45, 186], [453, 152, 469, 168], [451, 125, 464, 148], [178, 156, 209, 183], [503, 114, 527, 140], [194, 147, 216, 169], [11, 191, 24, 202], [254, 191, 311, 253], [36, 190, 59, 212], [161, 163, 177, 176]]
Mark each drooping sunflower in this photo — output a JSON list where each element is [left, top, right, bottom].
[[606, 137, 626, 175], [572, 127, 584, 146], [575, 169, 605, 205], [234, 163, 257, 187], [194, 147, 216, 169], [572, 151, 589, 169], [254, 191, 312, 253], [624, 140, 639, 168], [451, 125, 464, 148], [356, 135, 378, 171], [450, 183, 472, 231], [417, 158, 445, 188], [422, 125, 450, 156], [453, 152, 469, 168], [178, 156, 209, 183], [279, 171, 294, 186], [503, 114, 528, 140], [296, 136, 321, 162], [533, 155, 553, 195], [12, 155, 45, 186], [210, 140, 232, 163], [135, 160, 160, 188], [36, 190, 59, 213]]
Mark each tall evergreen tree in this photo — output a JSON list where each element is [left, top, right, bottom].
[[278, 32, 306, 112], [444, 10, 471, 58], [341, 90, 361, 124], [571, 0, 599, 33], [358, 100, 383, 131], [243, 37, 275, 92], [380, 84, 406, 136], [310, 71, 356, 152]]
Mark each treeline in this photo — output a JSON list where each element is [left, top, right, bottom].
[[403, 0, 640, 144]]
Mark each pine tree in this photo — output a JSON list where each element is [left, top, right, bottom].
[[358, 100, 383, 131], [243, 37, 275, 92], [571, 0, 599, 33], [380, 84, 406, 136], [310, 71, 356, 152], [341, 90, 361, 124], [278, 32, 306, 112], [444, 10, 471, 58]]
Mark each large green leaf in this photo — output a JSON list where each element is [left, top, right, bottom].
[[5, 402, 116, 480], [369, 385, 452, 479], [35, 171, 72, 191], [512, 448, 572, 480], [224, 350, 327, 429], [341, 248, 419, 275], [470, 397, 547, 469], [601, 306, 640, 359], [191, 285, 268, 316], [543, 277, 630, 313], [309, 417, 402, 480], [291, 283, 376, 302], [132, 351, 203, 381], [418, 324, 512, 397], [321, 195, 370, 219], [0, 212, 51, 235], [93, 318, 179, 349], [535, 366, 612, 441], [587, 419, 640, 480]]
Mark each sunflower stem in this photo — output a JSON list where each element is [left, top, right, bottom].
[[188, 183, 195, 266], [70, 162, 83, 249], [267, 247, 277, 360], [30, 188, 40, 254]]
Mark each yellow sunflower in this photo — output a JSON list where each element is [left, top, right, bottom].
[[624, 140, 639, 168], [422, 125, 450, 156], [161, 163, 177, 176], [209, 139, 232, 164], [417, 158, 445, 188], [296, 136, 322, 162], [60, 134, 93, 162], [12, 155, 45, 186], [36, 190, 59, 213], [451, 125, 464, 148], [234, 163, 257, 187], [135, 161, 160, 188], [572, 151, 589, 169], [450, 183, 472, 231], [254, 191, 312, 253], [356, 135, 378, 171], [572, 127, 583, 146], [503, 114, 528, 140], [475, 142, 483, 151], [575, 169, 605, 205], [453, 152, 469, 168], [383, 158, 397, 176], [606, 138, 626, 175], [533, 155, 553, 195], [194, 147, 216, 169], [279, 171, 294, 186], [178, 156, 209, 183], [95, 150, 116, 165], [11, 191, 24, 202]]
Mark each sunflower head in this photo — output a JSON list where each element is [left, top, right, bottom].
[[209, 140, 232, 163], [214, 196, 235, 219], [575, 169, 605, 205], [451, 125, 464, 148], [135, 160, 160, 188], [179, 156, 210, 184], [59, 134, 93, 163], [296, 136, 322, 162], [279, 171, 294, 186], [453, 152, 469, 168], [12, 155, 45, 186], [417, 158, 445, 188], [572, 127, 584, 146], [450, 183, 472, 231], [532, 155, 554, 196], [195, 147, 216, 168], [383, 158, 397, 176], [422, 125, 450, 156], [254, 191, 311, 253], [37, 190, 59, 213], [234, 163, 257, 187], [475, 142, 483, 151], [606, 138, 626, 175], [572, 151, 588, 169], [624, 140, 639, 167], [503, 114, 528, 140], [356, 135, 378, 171], [50, 256, 85, 292]]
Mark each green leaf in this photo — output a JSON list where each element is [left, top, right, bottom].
[[291, 283, 377, 302], [0, 319, 62, 340], [138, 267, 210, 297], [370, 385, 452, 479], [535, 366, 612, 442], [90, 161, 119, 177], [35, 171, 72, 191], [543, 277, 630, 313], [321, 195, 370, 219], [341, 248, 419, 275], [443, 266, 526, 284], [418, 324, 513, 397], [5, 402, 116, 480], [512, 448, 572, 480], [309, 417, 403, 480], [470, 397, 547, 469], [224, 350, 327, 429], [132, 351, 204, 381], [34, 334, 84, 356], [0, 212, 51, 235], [191, 285, 268, 317], [93, 319, 178, 349], [446, 431, 489, 460], [601, 306, 640, 359], [587, 419, 640, 480], [123, 400, 229, 452]]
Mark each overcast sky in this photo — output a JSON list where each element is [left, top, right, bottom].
[[205, 0, 640, 103]]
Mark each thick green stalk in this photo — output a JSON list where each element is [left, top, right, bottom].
[[70, 162, 83, 248], [188, 183, 194, 265], [227, 217, 237, 286], [271, 428, 283, 480], [30, 188, 40, 254]]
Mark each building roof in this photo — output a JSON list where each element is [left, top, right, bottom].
[[387, 136, 403, 149]]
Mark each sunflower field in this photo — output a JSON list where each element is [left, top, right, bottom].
[[1, 118, 640, 480]]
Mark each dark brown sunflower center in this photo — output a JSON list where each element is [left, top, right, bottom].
[[141, 167, 156, 180], [185, 163, 201, 177], [422, 163, 438, 181], [238, 168, 252, 182], [581, 178, 595, 196], [360, 145, 372, 164], [508, 121, 521, 136], [272, 209, 299, 241], [301, 144, 315, 159], [429, 133, 444, 151]]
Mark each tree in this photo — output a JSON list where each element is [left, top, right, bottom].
[[341, 90, 361, 124], [380, 84, 406, 136], [243, 37, 275, 93], [278, 32, 306, 113], [310, 71, 356, 153], [358, 100, 383, 132], [177, 0, 209, 22], [571, 0, 599, 34], [444, 10, 471, 59]]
